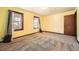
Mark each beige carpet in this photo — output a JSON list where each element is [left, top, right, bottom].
[[0, 32, 79, 51]]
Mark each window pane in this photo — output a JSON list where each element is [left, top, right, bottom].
[[11, 11, 23, 31], [33, 16, 40, 29]]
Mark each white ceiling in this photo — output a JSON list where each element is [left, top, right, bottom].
[[20, 7, 75, 16]]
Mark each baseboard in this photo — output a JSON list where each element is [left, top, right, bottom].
[[13, 32, 39, 39], [43, 31, 79, 43], [42, 31, 64, 35]]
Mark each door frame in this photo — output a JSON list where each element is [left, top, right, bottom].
[[75, 11, 78, 42], [64, 11, 78, 42]]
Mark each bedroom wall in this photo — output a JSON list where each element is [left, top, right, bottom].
[[41, 10, 76, 33], [0, 7, 76, 42], [0, 8, 8, 41], [10, 7, 43, 38], [0, 7, 43, 41]]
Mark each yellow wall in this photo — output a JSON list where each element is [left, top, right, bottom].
[[10, 8, 43, 38], [0, 7, 43, 41], [0, 7, 77, 42], [0, 8, 8, 41], [77, 8, 79, 41], [41, 10, 76, 33]]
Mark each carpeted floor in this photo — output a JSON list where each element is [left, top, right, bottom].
[[0, 32, 79, 51]]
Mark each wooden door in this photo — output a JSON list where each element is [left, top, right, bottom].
[[64, 14, 76, 36]]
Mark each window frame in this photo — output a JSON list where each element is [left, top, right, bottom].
[[33, 16, 40, 29], [8, 10, 24, 31]]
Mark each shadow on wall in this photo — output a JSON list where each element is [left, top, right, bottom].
[[3, 10, 12, 43], [0, 8, 12, 42]]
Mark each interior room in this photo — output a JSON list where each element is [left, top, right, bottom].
[[0, 7, 79, 51]]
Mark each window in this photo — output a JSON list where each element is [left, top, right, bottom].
[[9, 10, 24, 31], [33, 16, 40, 29]]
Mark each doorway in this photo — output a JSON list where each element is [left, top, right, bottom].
[[64, 13, 76, 36]]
